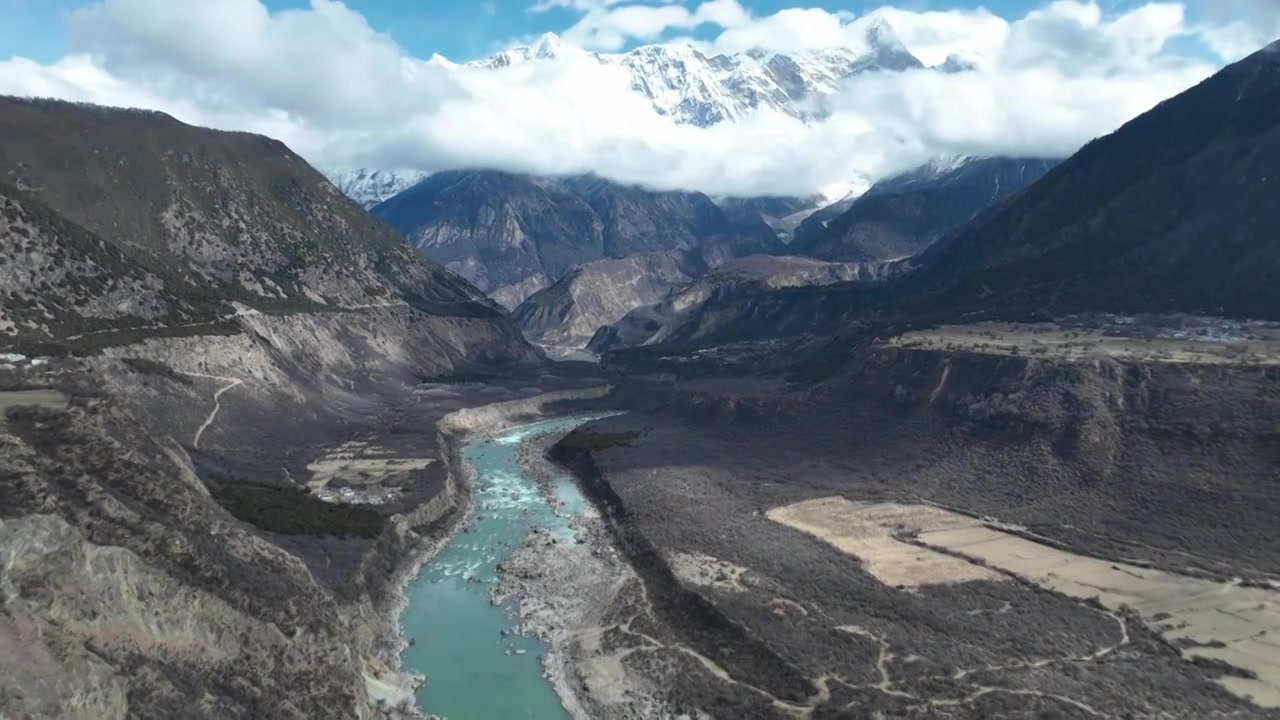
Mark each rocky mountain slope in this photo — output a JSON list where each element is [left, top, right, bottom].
[[0, 97, 508, 356], [513, 250, 707, 350], [589, 255, 899, 353], [789, 157, 1059, 261], [717, 194, 825, 242], [0, 96, 541, 720], [371, 170, 782, 309]]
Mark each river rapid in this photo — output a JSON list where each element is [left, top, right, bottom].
[[399, 415, 609, 720]]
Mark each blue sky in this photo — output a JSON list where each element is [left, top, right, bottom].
[[0, 0, 1227, 64]]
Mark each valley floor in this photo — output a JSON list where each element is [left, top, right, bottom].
[[523, 324, 1280, 719], [6, 313, 1280, 720]]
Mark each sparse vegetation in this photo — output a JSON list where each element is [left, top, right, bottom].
[[120, 357, 194, 386], [415, 369, 498, 384], [211, 481, 384, 539], [557, 428, 641, 451]]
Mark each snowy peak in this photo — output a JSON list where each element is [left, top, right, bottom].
[[331, 22, 931, 207], [327, 168, 429, 209], [470, 22, 925, 127], [936, 54, 978, 74], [864, 17, 906, 52], [856, 18, 925, 72], [532, 32, 566, 59], [477, 32, 574, 68]]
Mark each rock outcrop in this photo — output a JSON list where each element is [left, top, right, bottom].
[[513, 250, 706, 350], [589, 255, 898, 352]]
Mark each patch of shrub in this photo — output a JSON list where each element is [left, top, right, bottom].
[[415, 369, 497, 384], [211, 481, 384, 538], [557, 429, 642, 452], [121, 357, 194, 386]]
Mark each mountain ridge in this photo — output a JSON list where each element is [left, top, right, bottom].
[[0, 96, 515, 355]]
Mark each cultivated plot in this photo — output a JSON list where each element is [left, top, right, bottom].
[[307, 440, 436, 505], [765, 498, 1004, 588], [768, 497, 1280, 708], [888, 316, 1280, 366]]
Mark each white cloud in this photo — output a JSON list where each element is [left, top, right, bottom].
[[66, 0, 464, 125], [0, 0, 1264, 198], [1198, 0, 1280, 60], [546, 0, 750, 51]]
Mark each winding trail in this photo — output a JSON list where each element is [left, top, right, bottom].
[[575, 548, 1124, 718], [181, 372, 244, 449]]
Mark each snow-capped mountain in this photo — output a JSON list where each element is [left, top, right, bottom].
[[478, 31, 569, 69], [935, 54, 979, 74], [329, 19, 935, 206], [472, 18, 924, 127], [328, 168, 429, 209]]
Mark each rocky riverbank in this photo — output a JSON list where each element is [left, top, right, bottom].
[[495, 431, 675, 720]]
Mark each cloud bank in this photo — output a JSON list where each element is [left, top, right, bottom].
[[0, 0, 1265, 197]]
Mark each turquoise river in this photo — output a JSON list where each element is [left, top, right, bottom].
[[399, 415, 608, 720]]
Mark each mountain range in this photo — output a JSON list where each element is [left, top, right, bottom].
[[361, 153, 1063, 351], [474, 19, 929, 127], [601, 39, 1280, 369]]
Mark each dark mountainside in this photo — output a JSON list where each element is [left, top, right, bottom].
[[370, 169, 782, 309], [587, 157, 1055, 358], [558, 174, 781, 259], [894, 44, 1280, 322], [586, 157, 1060, 356], [371, 170, 603, 306], [0, 99, 502, 347], [603, 42, 1280, 367], [0, 97, 546, 720], [788, 157, 1059, 261], [509, 206, 796, 351]]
